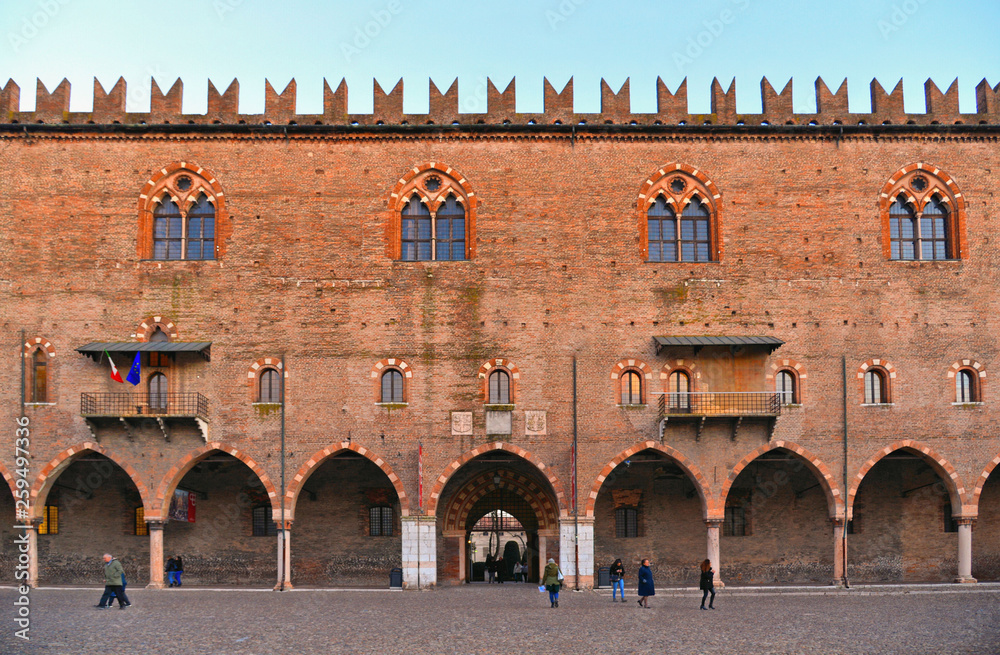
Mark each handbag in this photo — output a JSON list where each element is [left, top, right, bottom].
[[538, 585, 546, 593], [557, 569, 564, 581]]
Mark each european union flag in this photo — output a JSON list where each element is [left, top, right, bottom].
[[126, 352, 141, 386]]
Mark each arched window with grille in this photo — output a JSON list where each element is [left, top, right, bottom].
[[640, 166, 721, 263], [401, 197, 432, 261], [667, 370, 690, 411], [881, 166, 963, 261], [620, 370, 642, 405], [488, 369, 510, 404], [955, 369, 978, 403], [776, 370, 797, 405], [153, 197, 184, 260], [864, 369, 888, 404], [259, 368, 281, 403], [185, 194, 216, 260], [435, 194, 466, 261], [647, 196, 677, 262], [381, 369, 404, 403]]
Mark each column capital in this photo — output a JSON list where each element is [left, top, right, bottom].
[[829, 516, 846, 527], [704, 518, 723, 528], [955, 517, 977, 527], [145, 519, 168, 530], [402, 515, 437, 524], [558, 516, 594, 527]]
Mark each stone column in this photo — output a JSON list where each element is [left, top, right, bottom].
[[831, 518, 846, 586], [705, 519, 723, 588], [24, 521, 39, 589], [274, 512, 293, 591], [402, 516, 437, 589], [557, 517, 594, 588], [538, 534, 547, 572], [458, 535, 467, 583], [955, 518, 977, 583], [146, 519, 167, 589]]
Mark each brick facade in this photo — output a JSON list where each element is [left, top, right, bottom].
[[2, 77, 1000, 588]]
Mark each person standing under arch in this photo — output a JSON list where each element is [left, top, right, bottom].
[[637, 558, 654, 608], [610, 558, 625, 602]]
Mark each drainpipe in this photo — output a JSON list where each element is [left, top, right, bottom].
[[841, 355, 850, 588], [279, 352, 287, 590], [20, 329, 25, 413], [573, 355, 579, 591]]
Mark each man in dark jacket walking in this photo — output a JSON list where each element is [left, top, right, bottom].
[[95, 554, 130, 609]]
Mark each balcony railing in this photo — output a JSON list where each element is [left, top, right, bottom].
[[81, 392, 209, 419], [658, 392, 781, 417]]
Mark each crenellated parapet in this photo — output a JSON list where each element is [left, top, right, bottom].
[[1, 76, 998, 127]]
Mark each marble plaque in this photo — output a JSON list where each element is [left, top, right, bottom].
[[451, 411, 473, 436], [524, 410, 546, 435]]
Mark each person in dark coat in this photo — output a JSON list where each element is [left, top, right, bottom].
[[166, 555, 178, 587], [95, 554, 130, 609], [637, 558, 654, 608], [700, 559, 716, 610], [174, 554, 184, 586], [609, 558, 625, 602]]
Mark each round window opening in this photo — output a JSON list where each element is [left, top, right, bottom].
[[423, 175, 442, 192], [911, 175, 928, 192], [176, 175, 193, 191], [669, 177, 686, 193]]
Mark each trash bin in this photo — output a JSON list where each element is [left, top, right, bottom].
[[389, 567, 403, 589], [597, 566, 610, 589]]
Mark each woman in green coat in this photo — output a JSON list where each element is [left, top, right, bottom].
[[542, 558, 563, 608]]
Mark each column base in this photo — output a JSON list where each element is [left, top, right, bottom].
[[145, 582, 166, 590], [954, 576, 977, 584], [830, 578, 846, 587], [273, 582, 295, 591]]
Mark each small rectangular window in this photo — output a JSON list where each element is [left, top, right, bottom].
[[369, 506, 394, 537], [615, 507, 638, 538], [252, 505, 277, 537], [134, 507, 148, 536], [39, 505, 58, 535], [723, 505, 746, 537]]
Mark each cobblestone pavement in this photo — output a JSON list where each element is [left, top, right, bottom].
[[1, 584, 998, 655]]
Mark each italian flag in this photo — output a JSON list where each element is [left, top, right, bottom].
[[105, 350, 124, 383]]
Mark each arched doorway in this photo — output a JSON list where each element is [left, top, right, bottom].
[[32, 452, 149, 584], [0, 472, 16, 584], [592, 447, 706, 585], [437, 451, 560, 585], [289, 450, 403, 587], [160, 450, 277, 586], [720, 447, 840, 584], [972, 460, 1000, 580], [848, 447, 962, 582]]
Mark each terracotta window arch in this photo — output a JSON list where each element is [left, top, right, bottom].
[[948, 359, 985, 405], [879, 164, 966, 261], [388, 164, 477, 261], [620, 369, 644, 405], [138, 162, 229, 260], [478, 358, 519, 405], [638, 164, 722, 262]]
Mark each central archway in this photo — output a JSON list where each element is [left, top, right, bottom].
[[436, 449, 561, 585]]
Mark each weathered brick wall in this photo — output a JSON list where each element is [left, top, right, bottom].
[[0, 125, 999, 585], [973, 474, 1000, 580]]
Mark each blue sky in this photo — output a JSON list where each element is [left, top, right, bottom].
[[1, 0, 997, 116]]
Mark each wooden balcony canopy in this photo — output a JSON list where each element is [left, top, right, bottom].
[[76, 341, 212, 361], [653, 336, 784, 355]]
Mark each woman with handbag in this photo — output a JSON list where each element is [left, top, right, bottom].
[[699, 559, 716, 610], [542, 558, 563, 608], [637, 558, 655, 608], [609, 558, 625, 602]]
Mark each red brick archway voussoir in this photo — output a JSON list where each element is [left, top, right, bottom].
[[284, 442, 410, 519], [968, 454, 1000, 514], [585, 441, 713, 519], [29, 442, 151, 518], [426, 442, 567, 518], [847, 440, 967, 517], [719, 441, 844, 519], [150, 441, 278, 520], [0, 461, 18, 499]]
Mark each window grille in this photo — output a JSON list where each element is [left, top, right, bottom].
[[259, 369, 281, 403], [615, 507, 638, 538], [252, 505, 277, 537], [620, 370, 642, 405], [39, 505, 58, 535], [723, 505, 746, 536], [489, 370, 510, 404], [135, 507, 148, 536], [435, 195, 466, 261], [864, 370, 887, 404], [401, 197, 432, 261], [369, 506, 394, 536]]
